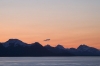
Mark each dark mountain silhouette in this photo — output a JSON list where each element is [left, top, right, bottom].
[[3, 39, 27, 47], [0, 39, 100, 57], [44, 44, 73, 56], [68, 44, 100, 56], [77, 44, 100, 56]]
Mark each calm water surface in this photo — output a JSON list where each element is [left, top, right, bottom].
[[0, 57, 100, 66]]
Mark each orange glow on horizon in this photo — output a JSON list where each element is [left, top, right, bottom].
[[0, 0, 100, 49]]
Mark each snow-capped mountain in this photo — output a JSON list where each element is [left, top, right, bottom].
[[44, 44, 72, 55], [76, 44, 100, 56], [0, 39, 100, 56], [3, 39, 27, 47], [77, 44, 90, 51]]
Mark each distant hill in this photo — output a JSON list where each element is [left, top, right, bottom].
[[0, 39, 100, 57]]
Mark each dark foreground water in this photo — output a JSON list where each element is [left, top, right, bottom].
[[0, 57, 100, 66]]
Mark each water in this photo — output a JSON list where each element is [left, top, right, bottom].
[[0, 57, 100, 66]]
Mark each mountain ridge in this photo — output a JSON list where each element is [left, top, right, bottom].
[[0, 39, 100, 57]]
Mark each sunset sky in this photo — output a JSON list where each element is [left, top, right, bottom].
[[0, 0, 100, 48]]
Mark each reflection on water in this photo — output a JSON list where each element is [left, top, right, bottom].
[[0, 57, 100, 66]]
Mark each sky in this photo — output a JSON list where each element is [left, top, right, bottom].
[[0, 0, 100, 48]]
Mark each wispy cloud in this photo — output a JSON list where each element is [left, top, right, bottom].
[[44, 39, 50, 41]]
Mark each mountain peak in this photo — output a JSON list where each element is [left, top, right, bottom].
[[7, 39, 22, 42], [3, 39, 26, 47], [56, 44, 65, 49], [44, 44, 53, 48], [77, 44, 90, 51], [32, 42, 43, 47], [45, 44, 51, 47], [78, 44, 88, 48]]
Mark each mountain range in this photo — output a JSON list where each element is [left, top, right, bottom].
[[0, 39, 100, 57]]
